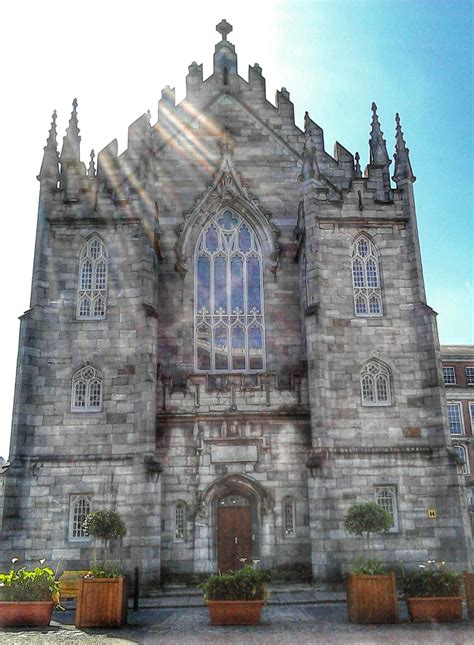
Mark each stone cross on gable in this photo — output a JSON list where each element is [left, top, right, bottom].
[[216, 18, 233, 41]]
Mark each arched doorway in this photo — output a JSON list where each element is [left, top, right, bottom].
[[217, 494, 252, 572]]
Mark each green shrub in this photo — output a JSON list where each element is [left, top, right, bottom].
[[86, 561, 123, 579], [0, 561, 59, 602], [200, 565, 271, 601], [82, 510, 126, 542], [344, 502, 392, 563], [352, 556, 386, 575], [400, 561, 462, 598]]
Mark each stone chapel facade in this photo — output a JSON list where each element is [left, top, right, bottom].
[[1, 20, 472, 585]]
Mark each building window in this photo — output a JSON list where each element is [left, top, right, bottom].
[[443, 367, 456, 385], [469, 402, 474, 430], [351, 235, 383, 317], [283, 497, 296, 537], [194, 208, 265, 372], [465, 367, 474, 386], [175, 501, 186, 541], [69, 495, 92, 541], [447, 403, 464, 435], [77, 236, 108, 319], [374, 486, 399, 532], [71, 365, 103, 412], [452, 445, 470, 475], [360, 361, 392, 406]]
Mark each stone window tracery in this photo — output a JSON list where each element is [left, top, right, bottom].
[[77, 236, 107, 319], [194, 209, 265, 372], [69, 495, 91, 541], [351, 235, 383, 316], [374, 486, 399, 532], [71, 365, 103, 412], [283, 496, 296, 537], [361, 361, 391, 406]]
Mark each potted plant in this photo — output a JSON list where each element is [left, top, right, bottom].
[[344, 501, 399, 624], [464, 571, 474, 621], [75, 510, 127, 628], [0, 558, 61, 627], [200, 564, 270, 625], [401, 560, 463, 622]]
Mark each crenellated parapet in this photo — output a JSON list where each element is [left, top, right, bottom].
[[158, 372, 309, 417]]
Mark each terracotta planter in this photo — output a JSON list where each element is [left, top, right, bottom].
[[346, 573, 399, 624], [464, 572, 474, 621], [207, 600, 264, 625], [75, 577, 127, 628], [0, 601, 54, 627], [407, 596, 463, 622]]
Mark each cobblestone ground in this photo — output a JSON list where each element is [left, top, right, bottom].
[[0, 604, 473, 644]]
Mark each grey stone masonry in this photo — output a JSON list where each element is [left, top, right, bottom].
[[0, 20, 471, 586]]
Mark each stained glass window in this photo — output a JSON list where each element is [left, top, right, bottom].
[[77, 236, 107, 319], [351, 236, 382, 317], [361, 361, 392, 406], [195, 209, 265, 372], [72, 365, 103, 412]]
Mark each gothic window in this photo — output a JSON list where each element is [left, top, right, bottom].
[[351, 235, 383, 316], [69, 495, 92, 541], [283, 497, 296, 537], [77, 236, 108, 319], [374, 486, 399, 532], [447, 403, 463, 434], [174, 501, 186, 541], [194, 209, 265, 372], [452, 445, 470, 475], [360, 361, 391, 406], [71, 365, 103, 412], [443, 367, 456, 385]]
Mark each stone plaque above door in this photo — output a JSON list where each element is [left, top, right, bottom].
[[211, 444, 258, 463]]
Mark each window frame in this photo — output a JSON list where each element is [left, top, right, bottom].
[[68, 494, 92, 542], [374, 485, 399, 533], [443, 366, 456, 386], [360, 360, 392, 407], [452, 444, 470, 475], [351, 235, 383, 318], [76, 235, 108, 320], [174, 500, 187, 542], [71, 365, 103, 413], [282, 496, 296, 538], [447, 402, 464, 435], [465, 367, 474, 386]]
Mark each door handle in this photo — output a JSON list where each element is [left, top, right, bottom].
[[234, 536, 238, 544]]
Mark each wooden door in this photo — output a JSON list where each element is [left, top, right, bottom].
[[217, 496, 252, 572]]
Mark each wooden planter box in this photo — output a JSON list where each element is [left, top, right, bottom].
[[464, 572, 474, 621], [0, 601, 54, 627], [407, 596, 463, 623], [75, 577, 127, 628], [207, 600, 264, 625], [346, 573, 399, 624]]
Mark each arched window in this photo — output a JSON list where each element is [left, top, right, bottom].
[[69, 494, 92, 541], [71, 365, 103, 412], [452, 444, 470, 475], [351, 235, 382, 316], [361, 360, 391, 406], [194, 209, 265, 372], [77, 236, 107, 319], [374, 486, 399, 532], [282, 496, 296, 537], [174, 501, 187, 541]]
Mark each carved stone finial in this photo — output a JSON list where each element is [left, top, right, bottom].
[[393, 112, 415, 183], [354, 151, 362, 178], [87, 149, 96, 178], [216, 18, 233, 41], [369, 100, 389, 166], [61, 97, 81, 162]]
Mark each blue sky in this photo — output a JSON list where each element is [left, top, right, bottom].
[[0, 0, 471, 457]]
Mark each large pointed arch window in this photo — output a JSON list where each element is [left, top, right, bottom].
[[351, 235, 383, 316], [195, 209, 265, 372], [77, 236, 107, 319]]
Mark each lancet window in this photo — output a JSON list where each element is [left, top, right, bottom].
[[71, 365, 103, 412], [360, 360, 392, 406], [283, 497, 296, 537], [174, 501, 187, 541], [351, 235, 383, 316], [194, 209, 265, 372], [77, 236, 108, 319], [69, 495, 92, 541], [374, 486, 399, 532]]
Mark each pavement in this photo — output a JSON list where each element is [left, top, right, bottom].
[[0, 602, 473, 644]]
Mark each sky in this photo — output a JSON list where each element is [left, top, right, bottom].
[[0, 0, 472, 458]]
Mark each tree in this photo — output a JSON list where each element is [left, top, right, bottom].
[[83, 510, 126, 562], [344, 502, 392, 560]]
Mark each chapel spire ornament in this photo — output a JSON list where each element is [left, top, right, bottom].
[[369, 102, 389, 166], [216, 18, 233, 41], [61, 98, 81, 162], [393, 112, 415, 183], [37, 110, 59, 186]]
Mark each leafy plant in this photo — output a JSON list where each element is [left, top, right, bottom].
[[400, 560, 462, 598], [344, 502, 392, 562], [83, 510, 126, 563], [86, 561, 123, 579], [200, 565, 271, 601], [0, 560, 59, 603], [352, 556, 386, 575]]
